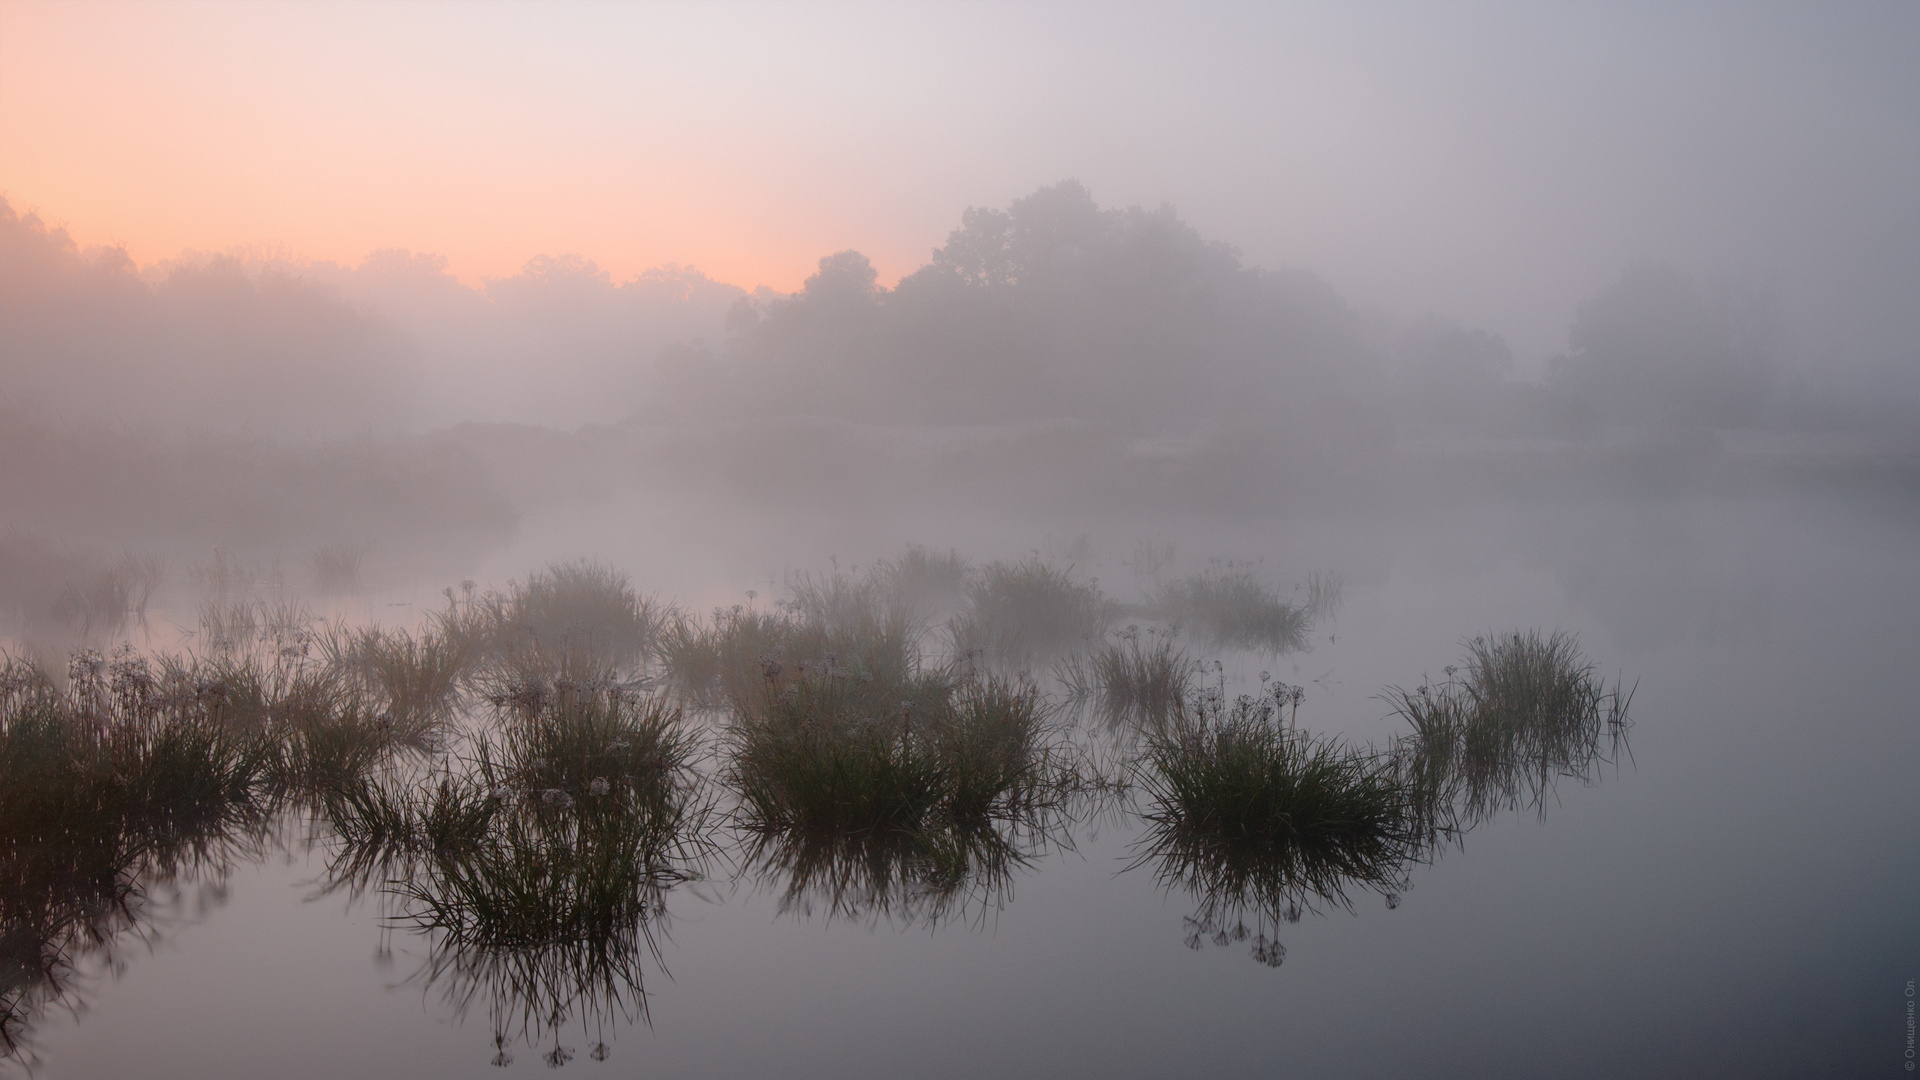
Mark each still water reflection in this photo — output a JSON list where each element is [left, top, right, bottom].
[[4, 492, 1913, 1076]]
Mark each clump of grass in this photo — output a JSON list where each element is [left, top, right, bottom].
[[476, 675, 701, 811], [732, 674, 1065, 926], [1133, 684, 1414, 964], [319, 624, 469, 746], [51, 555, 162, 642], [311, 542, 366, 595], [1386, 630, 1633, 835], [948, 558, 1113, 667], [1, 652, 277, 1059], [1055, 624, 1192, 730], [322, 681, 710, 1059], [458, 561, 662, 674], [399, 799, 688, 1060], [872, 544, 972, 623], [660, 571, 922, 712], [658, 605, 791, 711], [1147, 564, 1313, 656]]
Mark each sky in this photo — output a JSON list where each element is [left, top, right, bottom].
[[3, 0, 1916, 367]]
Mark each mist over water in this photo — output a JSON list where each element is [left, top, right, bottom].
[[1, 3, 1916, 1076]]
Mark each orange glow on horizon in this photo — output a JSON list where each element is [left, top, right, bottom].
[[0, 3, 938, 292]]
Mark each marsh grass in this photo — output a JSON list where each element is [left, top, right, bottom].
[[401, 801, 684, 1061], [660, 571, 922, 712], [1385, 630, 1633, 836], [1055, 624, 1193, 730], [872, 544, 972, 623], [1147, 565, 1313, 656], [310, 542, 366, 595], [948, 558, 1113, 667], [0, 653, 277, 1059], [50, 555, 162, 642], [729, 670, 1074, 925], [1133, 684, 1415, 965], [322, 681, 712, 1058], [725, 672, 1075, 926], [319, 624, 469, 746], [454, 561, 662, 675]]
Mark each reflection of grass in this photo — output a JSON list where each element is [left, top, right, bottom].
[[741, 821, 1030, 928], [399, 796, 697, 1060], [730, 670, 1072, 926], [1385, 630, 1633, 833], [322, 680, 712, 1060], [1138, 688, 1414, 917], [1, 654, 275, 1061]]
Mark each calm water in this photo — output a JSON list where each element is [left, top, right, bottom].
[[16, 487, 1918, 1078]]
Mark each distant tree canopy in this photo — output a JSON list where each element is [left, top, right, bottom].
[[0, 197, 421, 435], [711, 181, 1377, 429], [1552, 262, 1779, 428]]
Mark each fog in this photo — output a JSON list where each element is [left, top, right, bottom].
[[5, 159, 1918, 644], [0, 5, 1916, 1074]]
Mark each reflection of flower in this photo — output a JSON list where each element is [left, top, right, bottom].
[[541, 789, 575, 810], [588, 777, 610, 796]]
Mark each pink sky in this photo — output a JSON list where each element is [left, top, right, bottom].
[[4, 1, 1912, 364]]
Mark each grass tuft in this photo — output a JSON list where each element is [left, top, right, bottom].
[[1055, 624, 1193, 729], [948, 558, 1113, 667], [1385, 630, 1633, 835], [1147, 565, 1314, 656]]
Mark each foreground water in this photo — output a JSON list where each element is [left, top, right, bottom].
[[15, 487, 1917, 1078]]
